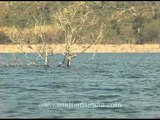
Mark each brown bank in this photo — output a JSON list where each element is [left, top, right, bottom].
[[0, 44, 160, 53]]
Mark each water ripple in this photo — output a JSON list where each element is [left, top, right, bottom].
[[0, 53, 160, 118]]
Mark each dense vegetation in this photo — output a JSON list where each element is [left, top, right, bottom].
[[0, 1, 160, 44]]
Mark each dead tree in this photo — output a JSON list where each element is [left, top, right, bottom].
[[7, 27, 37, 66], [54, 2, 104, 67], [7, 24, 54, 67]]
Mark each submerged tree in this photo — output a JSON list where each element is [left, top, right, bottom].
[[6, 27, 36, 66], [7, 23, 55, 67], [54, 2, 104, 67]]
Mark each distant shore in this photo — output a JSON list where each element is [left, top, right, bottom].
[[0, 44, 160, 53]]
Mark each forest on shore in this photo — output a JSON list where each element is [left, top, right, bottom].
[[0, 1, 160, 45]]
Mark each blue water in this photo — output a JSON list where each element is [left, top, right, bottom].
[[0, 53, 160, 118]]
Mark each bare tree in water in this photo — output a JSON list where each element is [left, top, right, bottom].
[[54, 2, 104, 67], [7, 22, 54, 67]]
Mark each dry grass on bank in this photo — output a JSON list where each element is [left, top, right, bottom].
[[0, 44, 160, 53]]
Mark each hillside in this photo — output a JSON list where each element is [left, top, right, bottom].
[[0, 1, 160, 44]]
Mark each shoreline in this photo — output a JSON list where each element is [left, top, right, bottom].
[[0, 44, 160, 53]]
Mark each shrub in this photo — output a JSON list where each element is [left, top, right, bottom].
[[0, 30, 11, 44], [138, 20, 159, 44]]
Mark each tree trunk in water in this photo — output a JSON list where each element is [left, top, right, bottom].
[[66, 58, 71, 67], [45, 52, 49, 67], [57, 54, 72, 67]]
